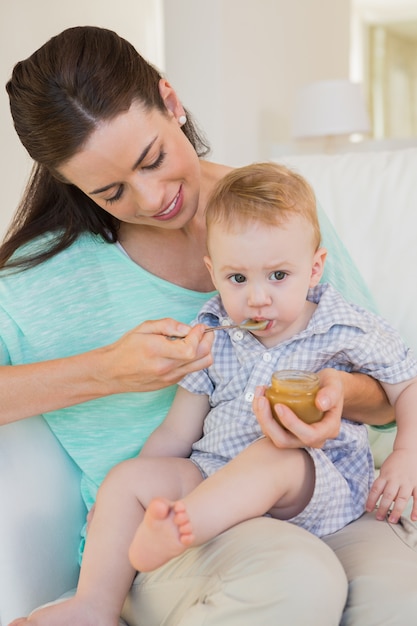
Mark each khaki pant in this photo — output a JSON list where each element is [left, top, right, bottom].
[[324, 513, 417, 626], [122, 515, 417, 626], [54, 514, 417, 626], [123, 517, 346, 626]]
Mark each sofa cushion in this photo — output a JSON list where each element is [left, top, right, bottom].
[[276, 148, 417, 471], [278, 148, 417, 356]]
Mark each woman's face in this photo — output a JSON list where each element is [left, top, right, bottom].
[[57, 97, 201, 229]]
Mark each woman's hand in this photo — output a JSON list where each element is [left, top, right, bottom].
[[97, 320, 214, 394], [253, 368, 344, 449], [1, 319, 213, 424]]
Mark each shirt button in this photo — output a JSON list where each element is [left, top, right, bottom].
[[245, 392, 254, 402], [233, 330, 244, 341], [263, 352, 272, 362]]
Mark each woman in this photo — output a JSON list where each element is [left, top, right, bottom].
[[3, 26, 416, 626]]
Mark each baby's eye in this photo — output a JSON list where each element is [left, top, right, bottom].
[[269, 270, 286, 282], [230, 274, 246, 284]]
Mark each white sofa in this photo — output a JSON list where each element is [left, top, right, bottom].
[[280, 146, 417, 468], [1, 146, 417, 625]]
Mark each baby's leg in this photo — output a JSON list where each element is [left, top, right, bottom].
[[10, 457, 202, 626], [129, 497, 197, 572], [130, 438, 314, 572]]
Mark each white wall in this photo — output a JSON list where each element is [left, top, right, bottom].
[[0, 0, 163, 238], [354, 0, 417, 22], [1, 0, 352, 237], [163, 0, 350, 166]]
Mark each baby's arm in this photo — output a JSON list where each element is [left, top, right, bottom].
[[140, 386, 210, 459], [366, 376, 417, 523]]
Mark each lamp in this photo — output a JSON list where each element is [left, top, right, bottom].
[[292, 80, 370, 149]]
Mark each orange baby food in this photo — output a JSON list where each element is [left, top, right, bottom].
[[265, 370, 323, 426]]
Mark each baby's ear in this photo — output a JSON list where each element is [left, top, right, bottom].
[[310, 247, 327, 287], [203, 255, 217, 287]]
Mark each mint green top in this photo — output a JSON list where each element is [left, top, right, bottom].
[[0, 233, 214, 511], [0, 208, 375, 513]]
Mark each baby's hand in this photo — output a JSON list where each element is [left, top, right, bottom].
[[366, 449, 417, 523], [252, 370, 343, 450]]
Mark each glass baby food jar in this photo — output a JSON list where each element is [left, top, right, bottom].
[[265, 370, 323, 426]]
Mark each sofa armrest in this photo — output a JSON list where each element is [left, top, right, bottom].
[[0, 416, 87, 625]]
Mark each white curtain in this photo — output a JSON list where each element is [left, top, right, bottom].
[[369, 23, 417, 138]]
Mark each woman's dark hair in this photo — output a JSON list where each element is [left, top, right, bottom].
[[2, 25, 210, 270]]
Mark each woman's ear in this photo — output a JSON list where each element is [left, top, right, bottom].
[[158, 78, 185, 121], [309, 247, 327, 287], [203, 255, 217, 289]]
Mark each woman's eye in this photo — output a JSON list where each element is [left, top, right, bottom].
[[105, 186, 124, 205], [143, 150, 166, 171], [270, 270, 286, 282], [230, 274, 246, 284]]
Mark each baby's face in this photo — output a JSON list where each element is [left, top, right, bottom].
[[204, 216, 325, 347]]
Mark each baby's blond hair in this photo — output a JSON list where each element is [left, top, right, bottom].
[[205, 162, 321, 250]]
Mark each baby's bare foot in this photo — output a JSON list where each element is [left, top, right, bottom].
[[172, 500, 195, 546], [7, 595, 118, 626], [129, 498, 196, 572]]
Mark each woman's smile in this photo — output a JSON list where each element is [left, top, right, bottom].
[[152, 186, 183, 221]]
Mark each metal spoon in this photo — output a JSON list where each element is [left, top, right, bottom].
[[167, 318, 269, 340], [203, 318, 269, 333]]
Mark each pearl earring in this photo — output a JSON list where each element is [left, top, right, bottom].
[[178, 115, 187, 125]]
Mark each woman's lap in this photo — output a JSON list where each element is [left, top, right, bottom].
[[322, 512, 417, 626], [123, 517, 347, 626], [53, 515, 417, 626]]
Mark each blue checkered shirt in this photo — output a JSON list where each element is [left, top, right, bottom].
[[180, 283, 417, 536]]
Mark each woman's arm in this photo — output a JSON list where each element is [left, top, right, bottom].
[[0, 320, 213, 425], [320, 369, 394, 426]]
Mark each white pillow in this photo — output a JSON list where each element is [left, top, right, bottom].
[[278, 148, 417, 356]]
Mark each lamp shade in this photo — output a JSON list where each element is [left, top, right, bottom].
[[292, 80, 370, 139]]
